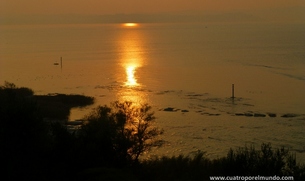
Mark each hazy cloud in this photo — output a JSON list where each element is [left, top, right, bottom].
[[1, 0, 304, 15], [1, 0, 304, 24]]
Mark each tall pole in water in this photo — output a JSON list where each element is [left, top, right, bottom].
[[60, 57, 62, 70], [231, 84, 235, 99]]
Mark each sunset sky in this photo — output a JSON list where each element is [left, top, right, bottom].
[[1, 0, 304, 15]]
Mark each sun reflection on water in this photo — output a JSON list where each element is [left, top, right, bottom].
[[117, 23, 147, 104], [125, 64, 138, 86]]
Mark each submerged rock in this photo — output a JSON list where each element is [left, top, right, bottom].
[[208, 113, 221, 116], [244, 113, 253, 117], [254, 113, 266, 117], [281, 113, 299, 118], [267, 113, 277, 117], [163, 107, 177, 112]]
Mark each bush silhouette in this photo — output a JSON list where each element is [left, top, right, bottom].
[[222, 143, 300, 176], [78, 101, 163, 168], [138, 144, 305, 181], [0, 82, 51, 180]]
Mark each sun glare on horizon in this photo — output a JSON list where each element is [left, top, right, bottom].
[[123, 23, 139, 27]]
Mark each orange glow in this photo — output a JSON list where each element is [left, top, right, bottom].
[[123, 23, 138, 27]]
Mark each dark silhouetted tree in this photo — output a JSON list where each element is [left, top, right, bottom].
[[111, 101, 163, 162], [78, 101, 163, 167]]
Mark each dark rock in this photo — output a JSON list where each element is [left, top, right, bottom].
[[268, 113, 277, 117], [254, 113, 266, 117], [208, 113, 220, 116], [281, 113, 299, 118], [163, 107, 176, 112], [245, 113, 253, 117]]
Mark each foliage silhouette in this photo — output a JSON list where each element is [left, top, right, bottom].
[[78, 101, 163, 167], [0, 82, 51, 180], [138, 144, 305, 181], [221, 143, 301, 176]]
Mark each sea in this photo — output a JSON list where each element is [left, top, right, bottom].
[[1, 22, 305, 162]]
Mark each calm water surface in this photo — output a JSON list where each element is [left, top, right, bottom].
[[1, 22, 305, 161]]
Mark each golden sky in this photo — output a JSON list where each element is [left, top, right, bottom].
[[1, 0, 304, 15]]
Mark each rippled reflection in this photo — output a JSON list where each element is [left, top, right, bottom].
[[117, 23, 147, 104], [119, 24, 144, 87], [126, 65, 138, 86]]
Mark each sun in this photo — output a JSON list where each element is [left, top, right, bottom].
[[123, 23, 138, 27]]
